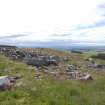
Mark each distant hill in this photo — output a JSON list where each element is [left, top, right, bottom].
[[0, 45, 17, 48]]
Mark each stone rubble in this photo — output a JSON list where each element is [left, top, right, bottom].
[[0, 45, 94, 81]]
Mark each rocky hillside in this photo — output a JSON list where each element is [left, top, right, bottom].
[[0, 47, 105, 105]]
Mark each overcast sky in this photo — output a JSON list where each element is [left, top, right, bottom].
[[0, 0, 105, 46]]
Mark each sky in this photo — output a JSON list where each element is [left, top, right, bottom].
[[0, 0, 105, 46]]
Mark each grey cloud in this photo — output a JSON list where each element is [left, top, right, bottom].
[[75, 19, 105, 30], [97, 2, 105, 16], [1, 37, 105, 48], [73, 3, 105, 31], [98, 3, 105, 9], [0, 34, 30, 39], [0, 33, 31, 46], [51, 33, 72, 37]]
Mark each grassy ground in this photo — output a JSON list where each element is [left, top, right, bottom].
[[0, 53, 105, 105]]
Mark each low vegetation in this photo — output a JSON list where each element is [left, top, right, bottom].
[[91, 53, 105, 60], [0, 49, 105, 105]]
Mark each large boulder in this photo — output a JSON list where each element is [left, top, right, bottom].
[[24, 55, 59, 67], [0, 75, 20, 91]]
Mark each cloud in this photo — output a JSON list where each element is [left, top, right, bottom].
[[98, 2, 105, 8], [75, 19, 105, 30], [0, 34, 30, 39], [0, 0, 105, 46], [0, 33, 31, 46], [51, 33, 72, 37], [97, 2, 105, 16]]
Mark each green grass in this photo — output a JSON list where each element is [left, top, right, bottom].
[[0, 55, 105, 105]]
